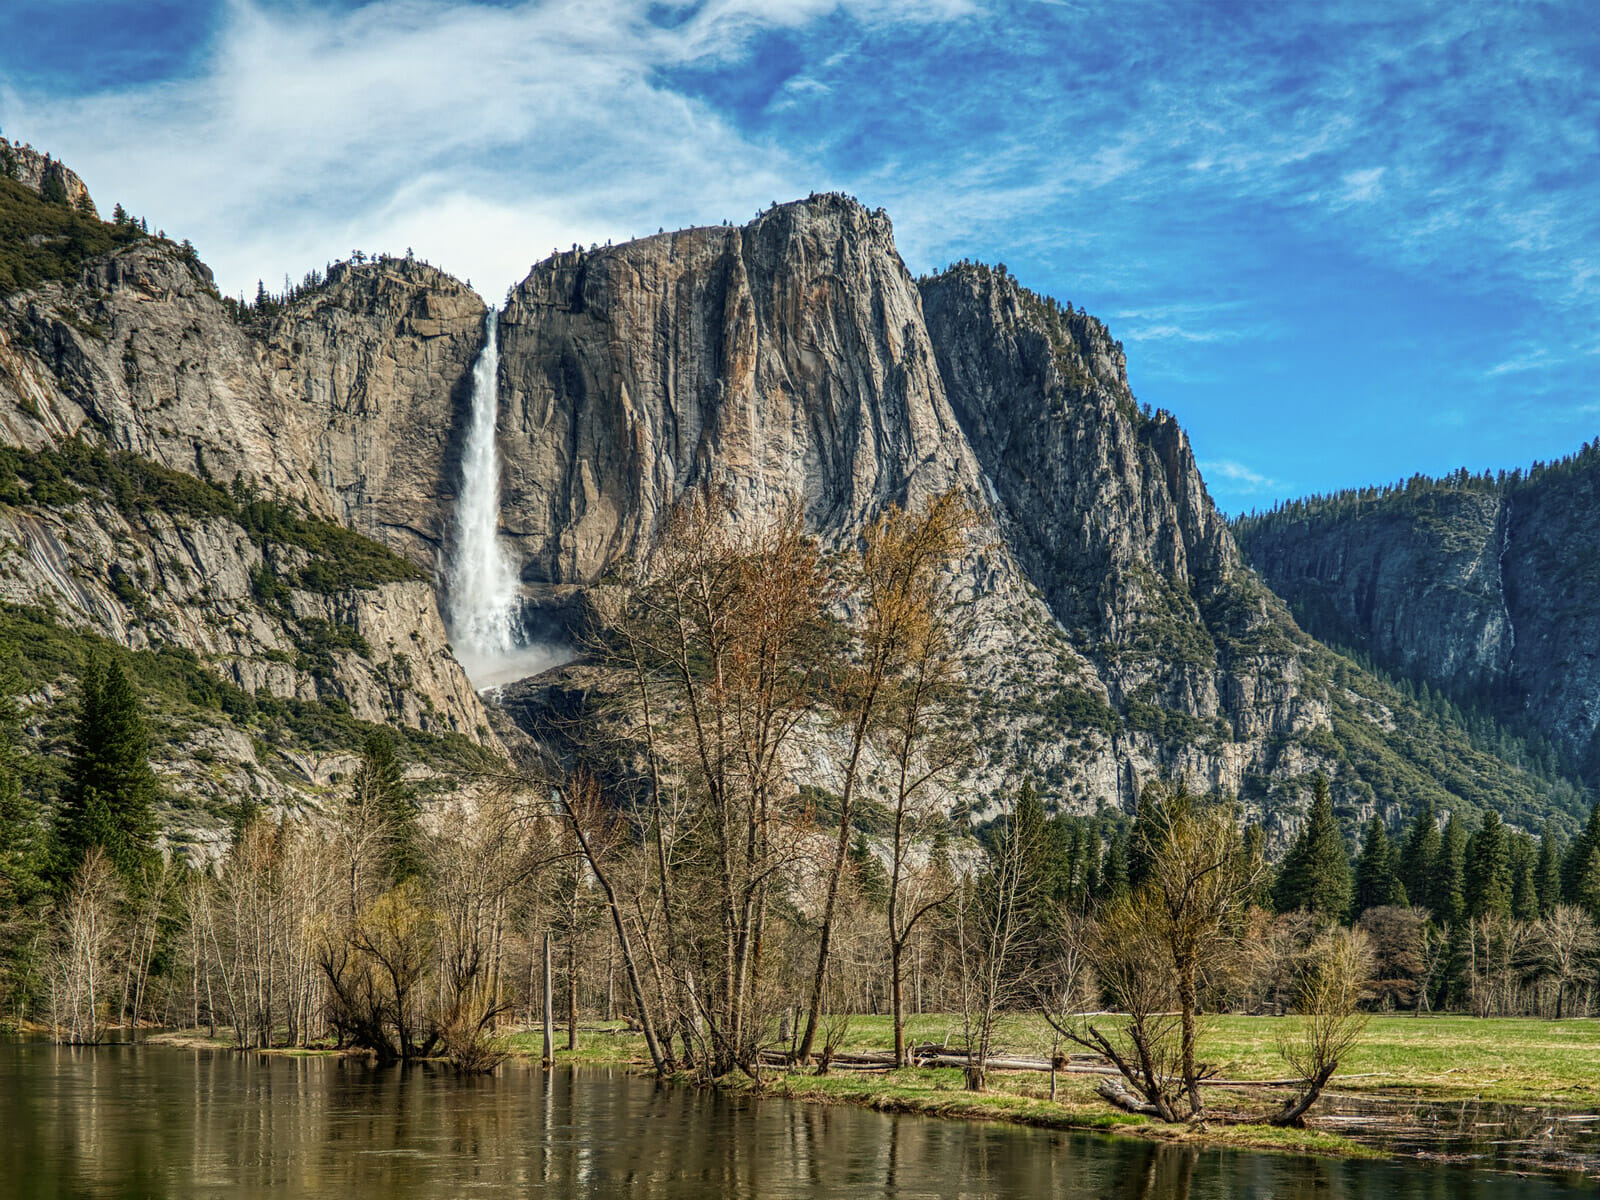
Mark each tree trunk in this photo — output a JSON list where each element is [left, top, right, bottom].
[[890, 938, 907, 1068], [1270, 1063, 1336, 1127], [566, 932, 579, 1052], [541, 931, 554, 1068]]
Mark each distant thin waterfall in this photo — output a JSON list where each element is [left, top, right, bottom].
[[449, 310, 520, 675]]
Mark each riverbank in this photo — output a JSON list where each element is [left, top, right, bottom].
[[503, 1012, 1600, 1172], [132, 1013, 1599, 1177]]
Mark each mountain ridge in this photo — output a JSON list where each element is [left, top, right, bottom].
[[0, 158, 1589, 851]]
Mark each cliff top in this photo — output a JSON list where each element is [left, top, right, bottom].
[[0, 139, 96, 217], [512, 192, 896, 291]]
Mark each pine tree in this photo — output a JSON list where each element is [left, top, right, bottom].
[[1272, 775, 1352, 921], [40, 170, 67, 205], [1433, 815, 1467, 927], [1536, 828, 1563, 916], [1399, 800, 1441, 914], [1510, 834, 1540, 922], [55, 655, 156, 886], [350, 728, 419, 884], [1353, 816, 1406, 915], [1562, 800, 1600, 904], [1126, 785, 1160, 891], [1242, 822, 1274, 909], [1100, 830, 1130, 901], [0, 656, 36, 909], [1464, 810, 1512, 921], [1572, 845, 1600, 921]]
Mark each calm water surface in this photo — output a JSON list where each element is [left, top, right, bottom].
[[1, 1041, 1592, 1199]]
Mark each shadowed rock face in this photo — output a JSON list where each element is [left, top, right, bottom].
[[919, 266, 1304, 738], [1239, 457, 1600, 775]]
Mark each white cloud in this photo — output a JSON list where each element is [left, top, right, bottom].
[[1198, 458, 1280, 492], [0, 0, 966, 300]]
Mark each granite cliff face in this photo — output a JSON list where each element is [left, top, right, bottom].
[[495, 198, 979, 585], [0, 154, 1583, 842], [920, 267, 1298, 738], [482, 198, 1577, 835], [260, 259, 487, 563], [0, 177, 500, 828], [1237, 452, 1600, 778]]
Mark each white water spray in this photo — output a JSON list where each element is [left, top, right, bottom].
[[448, 310, 522, 682]]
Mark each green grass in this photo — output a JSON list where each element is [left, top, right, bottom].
[[798, 1012, 1600, 1105], [524, 1012, 1600, 1108]]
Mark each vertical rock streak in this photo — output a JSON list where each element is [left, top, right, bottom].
[[449, 310, 520, 672]]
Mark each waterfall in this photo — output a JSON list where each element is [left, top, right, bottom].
[[448, 309, 521, 682]]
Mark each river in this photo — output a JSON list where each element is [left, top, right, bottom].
[[1, 1041, 1592, 1198]]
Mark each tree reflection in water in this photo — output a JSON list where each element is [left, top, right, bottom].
[[0, 1044, 1593, 1198]]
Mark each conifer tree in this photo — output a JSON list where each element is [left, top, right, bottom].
[[1572, 846, 1600, 922], [0, 651, 39, 995], [1464, 810, 1513, 921], [1126, 786, 1159, 891], [1509, 833, 1540, 921], [1398, 800, 1440, 914], [55, 655, 156, 886], [1562, 800, 1600, 904], [1100, 830, 1129, 901], [350, 729, 419, 884], [1243, 823, 1274, 909], [1433, 815, 1467, 926], [1352, 816, 1406, 915], [1273, 775, 1351, 921], [1536, 828, 1563, 916]]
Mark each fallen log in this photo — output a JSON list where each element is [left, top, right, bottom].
[[1096, 1078, 1166, 1117]]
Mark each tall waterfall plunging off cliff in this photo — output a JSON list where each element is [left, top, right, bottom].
[[448, 310, 522, 684]]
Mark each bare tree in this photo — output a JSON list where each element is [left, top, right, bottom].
[[46, 848, 122, 1044], [1137, 785, 1264, 1115], [585, 489, 832, 1078], [1357, 906, 1429, 1011], [1051, 888, 1186, 1120], [431, 792, 551, 1070], [1061, 784, 1264, 1120], [1536, 905, 1598, 1019], [1272, 927, 1372, 1126], [955, 787, 1046, 1092], [797, 491, 971, 1064]]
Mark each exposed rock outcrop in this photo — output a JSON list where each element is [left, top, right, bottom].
[[1, 138, 95, 214], [495, 197, 979, 584]]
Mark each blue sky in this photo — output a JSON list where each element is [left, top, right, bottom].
[[2, 0, 1596, 514]]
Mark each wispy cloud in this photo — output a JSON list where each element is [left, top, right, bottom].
[[1199, 459, 1282, 494], [0, 0, 1593, 512], [0, 0, 967, 298]]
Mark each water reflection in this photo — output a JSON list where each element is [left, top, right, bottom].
[[0, 1042, 1592, 1199]]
